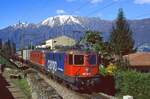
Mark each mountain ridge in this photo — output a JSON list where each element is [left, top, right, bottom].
[[0, 15, 150, 51]]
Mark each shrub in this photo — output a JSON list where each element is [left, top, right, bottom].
[[114, 69, 150, 99], [99, 64, 108, 76], [106, 63, 117, 75], [99, 63, 117, 76]]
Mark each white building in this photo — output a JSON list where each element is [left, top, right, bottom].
[[36, 35, 76, 49]]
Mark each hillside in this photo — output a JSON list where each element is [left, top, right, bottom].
[[0, 15, 150, 50]]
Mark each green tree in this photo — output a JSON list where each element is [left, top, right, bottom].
[[3, 39, 12, 56], [81, 31, 106, 53], [109, 8, 135, 55], [28, 44, 35, 50], [0, 38, 2, 49], [11, 42, 16, 54], [85, 31, 102, 45], [80, 31, 103, 51]]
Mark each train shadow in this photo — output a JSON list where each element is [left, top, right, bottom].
[[77, 75, 115, 96]]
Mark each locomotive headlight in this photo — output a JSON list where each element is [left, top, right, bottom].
[[85, 67, 90, 73], [83, 67, 91, 76]]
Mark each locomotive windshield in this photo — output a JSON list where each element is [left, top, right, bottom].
[[69, 54, 73, 65], [88, 55, 96, 65], [74, 55, 84, 65]]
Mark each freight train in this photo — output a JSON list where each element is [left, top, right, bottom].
[[19, 49, 101, 90]]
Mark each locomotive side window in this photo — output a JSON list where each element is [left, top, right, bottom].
[[59, 54, 62, 61], [69, 54, 73, 65], [53, 53, 56, 61], [74, 55, 84, 65], [88, 55, 96, 65]]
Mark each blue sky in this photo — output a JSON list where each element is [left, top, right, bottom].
[[0, 0, 150, 29]]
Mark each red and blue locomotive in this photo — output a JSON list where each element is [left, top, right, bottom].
[[29, 50, 100, 90]]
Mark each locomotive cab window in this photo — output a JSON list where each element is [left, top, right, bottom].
[[74, 55, 84, 65], [88, 55, 96, 65], [69, 54, 73, 65]]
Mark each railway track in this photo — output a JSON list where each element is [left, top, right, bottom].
[[39, 73, 115, 99], [39, 73, 91, 99], [12, 60, 88, 99], [12, 60, 115, 99]]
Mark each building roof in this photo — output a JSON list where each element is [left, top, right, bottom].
[[124, 52, 150, 66], [45, 35, 75, 41], [54, 35, 74, 40]]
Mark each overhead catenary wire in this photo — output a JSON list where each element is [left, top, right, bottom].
[[59, 0, 93, 39], [68, 0, 92, 15], [62, 0, 150, 35], [134, 12, 150, 19], [67, 0, 128, 30], [82, 1, 121, 30], [64, 0, 92, 30], [84, 0, 150, 20], [85, 0, 131, 17], [62, 0, 149, 35], [85, 1, 117, 17]]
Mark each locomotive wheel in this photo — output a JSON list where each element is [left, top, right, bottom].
[[62, 81, 69, 88], [69, 84, 79, 91], [57, 77, 62, 83]]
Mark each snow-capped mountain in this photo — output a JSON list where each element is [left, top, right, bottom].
[[12, 22, 29, 29], [137, 43, 150, 52], [0, 15, 150, 50], [41, 15, 82, 27]]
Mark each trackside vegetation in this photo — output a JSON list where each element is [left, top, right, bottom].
[[114, 68, 150, 99], [0, 55, 31, 99], [111, 9, 150, 99], [0, 55, 15, 68], [12, 78, 31, 99]]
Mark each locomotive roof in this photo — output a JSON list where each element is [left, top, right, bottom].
[[30, 49, 97, 54], [66, 50, 97, 54]]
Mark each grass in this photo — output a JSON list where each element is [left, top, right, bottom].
[[12, 78, 31, 99], [6, 69, 31, 99], [114, 69, 150, 99], [0, 55, 15, 68], [0, 55, 31, 99]]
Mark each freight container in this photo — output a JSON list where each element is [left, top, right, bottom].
[[22, 49, 31, 60], [30, 50, 46, 71]]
